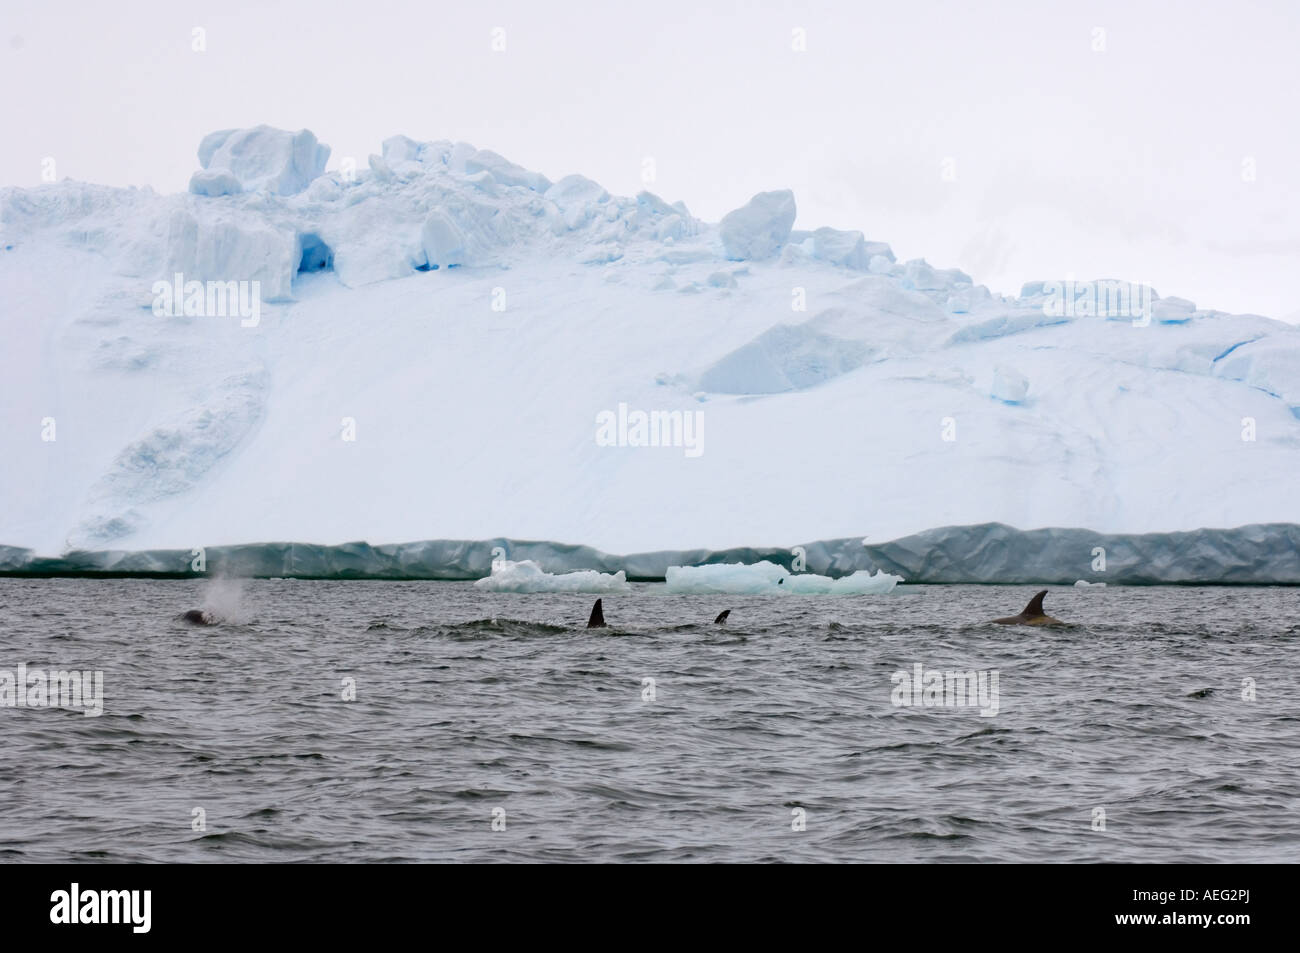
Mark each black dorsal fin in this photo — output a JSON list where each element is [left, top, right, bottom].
[[714, 609, 731, 624], [586, 598, 606, 628], [1023, 590, 1048, 617]]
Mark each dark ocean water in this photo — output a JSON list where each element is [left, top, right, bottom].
[[0, 578, 1297, 863]]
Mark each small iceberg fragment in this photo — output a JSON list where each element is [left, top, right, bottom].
[[473, 559, 631, 593], [1073, 579, 1107, 588], [665, 560, 902, 595]]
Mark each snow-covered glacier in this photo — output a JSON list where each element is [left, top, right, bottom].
[[2, 125, 1299, 583]]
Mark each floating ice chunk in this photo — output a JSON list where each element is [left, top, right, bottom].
[[991, 365, 1029, 403], [666, 561, 787, 593], [785, 570, 904, 594], [1074, 580, 1107, 588], [472, 559, 631, 593], [196, 126, 330, 196], [719, 189, 796, 260], [665, 560, 902, 594]]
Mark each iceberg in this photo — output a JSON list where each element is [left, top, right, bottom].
[[665, 561, 903, 595], [3, 124, 1300, 566], [472, 559, 631, 593]]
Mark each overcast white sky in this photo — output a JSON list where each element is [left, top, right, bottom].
[[2, 0, 1297, 319]]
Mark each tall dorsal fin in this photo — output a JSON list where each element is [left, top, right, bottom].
[[714, 609, 731, 624], [586, 598, 606, 628], [1023, 590, 1048, 618]]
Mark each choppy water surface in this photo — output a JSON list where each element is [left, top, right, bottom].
[[0, 578, 1297, 862]]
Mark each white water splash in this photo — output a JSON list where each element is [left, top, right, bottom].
[[199, 575, 250, 624]]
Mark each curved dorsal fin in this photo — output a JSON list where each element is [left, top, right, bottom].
[[586, 598, 606, 628], [1023, 590, 1048, 617], [714, 609, 731, 624]]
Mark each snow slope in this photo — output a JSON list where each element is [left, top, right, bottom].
[[2, 126, 1298, 560]]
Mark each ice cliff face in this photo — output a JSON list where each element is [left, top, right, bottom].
[[1, 125, 1298, 563], [3, 524, 1299, 585]]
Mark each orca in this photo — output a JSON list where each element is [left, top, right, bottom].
[[583, 600, 731, 628], [181, 609, 219, 626], [990, 590, 1065, 626]]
